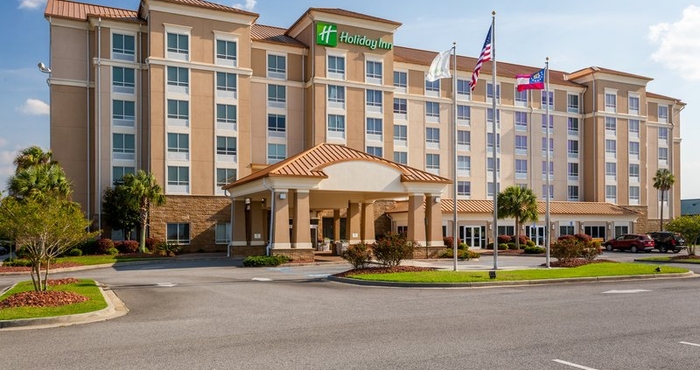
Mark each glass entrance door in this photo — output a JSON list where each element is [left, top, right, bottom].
[[526, 226, 546, 246], [460, 226, 482, 248]]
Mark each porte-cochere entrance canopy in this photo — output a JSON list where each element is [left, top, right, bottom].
[[223, 143, 451, 258]]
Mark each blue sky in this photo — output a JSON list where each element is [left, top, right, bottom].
[[1, 0, 699, 198]]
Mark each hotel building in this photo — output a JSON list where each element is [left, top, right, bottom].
[[44, 0, 683, 257]]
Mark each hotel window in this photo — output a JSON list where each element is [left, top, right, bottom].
[[605, 162, 617, 180], [394, 98, 407, 115], [394, 125, 407, 143], [629, 164, 640, 182], [268, 143, 286, 164], [216, 72, 237, 99], [568, 162, 579, 181], [515, 135, 527, 155], [366, 89, 383, 111], [457, 181, 471, 197], [605, 91, 616, 112], [267, 54, 286, 79], [216, 104, 237, 124], [426, 153, 440, 172], [457, 105, 470, 124], [629, 141, 640, 160], [457, 79, 471, 100], [457, 155, 471, 175], [487, 108, 500, 126], [560, 225, 575, 236], [515, 159, 527, 179], [486, 82, 500, 103], [541, 114, 553, 133], [112, 33, 135, 61], [167, 166, 189, 186], [568, 185, 579, 201], [167, 133, 189, 159], [366, 118, 383, 140], [567, 93, 579, 113], [216, 136, 237, 157], [167, 32, 189, 60], [605, 139, 616, 158], [567, 140, 578, 158], [328, 85, 345, 108], [629, 95, 640, 115], [216, 168, 237, 188], [168, 99, 189, 120], [166, 223, 190, 245], [487, 157, 501, 176], [327, 114, 346, 139], [515, 89, 527, 106], [112, 166, 135, 185], [541, 184, 554, 200], [394, 151, 407, 165], [487, 133, 500, 153], [541, 161, 553, 179], [426, 127, 440, 147], [605, 117, 616, 136], [366, 60, 382, 84], [515, 112, 527, 131], [167, 66, 188, 94], [425, 79, 440, 95], [216, 39, 237, 66], [112, 67, 135, 94], [426, 102, 440, 120], [112, 100, 135, 127], [567, 117, 579, 136], [393, 71, 407, 89], [542, 137, 554, 157], [659, 127, 669, 141], [488, 182, 501, 198], [268, 114, 286, 138], [328, 55, 345, 79], [630, 186, 640, 204], [628, 119, 640, 137], [457, 130, 470, 151], [658, 105, 668, 123], [215, 223, 231, 244], [541, 90, 553, 109], [113, 133, 135, 160], [366, 146, 383, 157], [584, 226, 606, 239], [659, 147, 668, 164], [605, 185, 617, 203], [268, 85, 286, 107]]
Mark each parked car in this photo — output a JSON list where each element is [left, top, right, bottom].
[[647, 231, 686, 253], [603, 234, 655, 253]]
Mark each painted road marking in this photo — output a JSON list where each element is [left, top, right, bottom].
[[602, 289, 651, 294], [252, 278, 272, 282], [552, 359, 599, 370], [156, 282, 177, 287], [680, 341, 700, 347], [308, 274, 330, 278]]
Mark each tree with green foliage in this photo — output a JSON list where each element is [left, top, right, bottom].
[[121, 170, 166, 253], [653, 168, 676, 231], [497, 186, 539, 249], [666, 215, 700, 256], [12, 145, 56, 173], [0, 195, 99, 291], [103, 186, 140, 240], [8, 163, 71, 200]]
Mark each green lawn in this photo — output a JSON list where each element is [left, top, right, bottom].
[[0, 279, 107, 320], [347, 262, 690, 283], [637, 256, 700, 264], [55, 255, 164, 266]]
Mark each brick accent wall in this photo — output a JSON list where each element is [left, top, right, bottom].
[[620, 205, 650, 233]]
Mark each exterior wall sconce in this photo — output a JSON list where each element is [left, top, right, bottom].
[[434, 196, 441, 203], [279, 193, 287, 200], [244, 198, 251, 205]]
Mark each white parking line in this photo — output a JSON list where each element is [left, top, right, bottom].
[[252, 278, 272, 282], [602, 289, 650, 294], [680, 341, 700, 347], [553, 359, 599, 370]]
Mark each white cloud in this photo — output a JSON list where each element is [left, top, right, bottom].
[[0, 137, 7, 148], [18, 0, 46, 10], [649, 5, 700, 81], [0, 150, 16, 192], [232, 0, 256, 11], [17, 98, 49, 115]]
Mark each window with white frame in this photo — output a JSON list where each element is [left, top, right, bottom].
[[568, 162, 579, 181], [366, 118, 383, 140], [567, 117, 579, 136], [487, 132, 500, 153], [168, 99, 189, 120], [112, 166, 135, 185], [112, 33, 135, 61], [629, 186, 640, 204], [112, 100, 135, 127], [328, 55, 345, 79], [541, 184, 554, 200], [542, 137, 554, 157], [426, 127, 440, 147], [629, 141, 640, 160], [327, 114, 345, 139], [426, 153, 440, 172], [268, 114, 286, 138], [488, 182, 501, 198], [629, 95, 640, 115], [394, 98, 407, 115], [605, 162, 616, 180], [216, 168, 237, 188], [216, 38, 237, 66], [167, 166, 189, 186], [605, 91, 616, 112], [393, 71, 407, 90], [167, 66, 188, 94], [659, 147, 668, 164], [457, 155, 471, 175], [216, 104, 237, 126], [426, 102, 440, 120], [515, 112, 527, 131], [267, 54, 286, 79], [605, 185, 617, 202], [457, 79, 470, 99], [457, 105, 470, 124], [366, 89, 383, 111], [541, 160, 553, 179], [457, 181, 471, 197], [215, 223, 231, 244], [394, 125, 407, 143], [394, 151, 407, 165], [658, 105, 668, 123], [541, 90, 553, 109], [487, 157, 501, 175], [113, 133, 135, 160], [425, 79, 440, 95], [567, 140, 578, 158], [541, 114, 553, 133], [366, 146, 383, 157], [629, 164, 640, 182], [268, 84, 286, 107], [487, 108, 500, 126], [167, 133, 189, 159], [515, 135, 527, 155], [659, 127, 669, 141], [567, 93, 579, 113], [568, 185, 579, 201], [457, 130, 470, 151], [515, 159, 527, 179], [113, 67, 135, 94], [328, 85, 345, 108], [628, 119, 639, 137], [167, 223, 190, 245], [605, 139, 616, 157], [605, 117, 616, 136], [216, 136, 237, 157], [268, 143, 286, 164], [487, 82, 500, 103], [216, 72, 237, 99], [515, 89, 527, 106], [166, 32, 189, 60], [366, 60, 382, 84]]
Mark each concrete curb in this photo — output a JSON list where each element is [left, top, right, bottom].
[[0, 281, 129, 331], [327, 271, 697, 288]]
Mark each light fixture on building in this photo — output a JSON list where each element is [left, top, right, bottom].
[[279, 193, 287, 200], [38, 62, 52, 74], [435, 196, 441, 203]]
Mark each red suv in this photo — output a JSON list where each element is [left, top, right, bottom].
[[603, 234, 655, 253]]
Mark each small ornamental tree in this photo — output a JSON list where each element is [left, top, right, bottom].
[[666, 216, 700, 256], [0, 195, 99, 291], [497, 186, 539, 250], [103, 185, 140, 240], [373, 232, 414, 267], [121, 171, 166, 253]]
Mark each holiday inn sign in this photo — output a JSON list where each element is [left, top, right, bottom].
[[316, 22, 393, 50]]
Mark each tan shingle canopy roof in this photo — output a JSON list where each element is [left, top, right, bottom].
[[251, 24, 307, 47], [156, 0, 258, 17], [45, 0, 141, 22], [388, 199, 640, 216], [224, 143, 451, 190]]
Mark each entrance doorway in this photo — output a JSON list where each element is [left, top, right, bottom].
[[526, 225, 546, 246], [460, 226, 483, 248]]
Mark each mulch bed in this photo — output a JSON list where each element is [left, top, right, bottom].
[[334, 266, 437, 278], [542, 259, 617, 268], [0, 278, 88, 309], [0, 262, 83, 274]]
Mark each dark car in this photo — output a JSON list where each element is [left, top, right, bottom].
[[647, 231, 686, 253], [603, 234, 655, 253]]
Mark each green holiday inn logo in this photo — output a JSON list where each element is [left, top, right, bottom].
[[317, 22, 338, 47]]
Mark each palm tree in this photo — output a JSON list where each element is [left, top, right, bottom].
[[122, 170, 166, 253], [653, 168, 676, 231], [497, 186, 539, 249], [8, 164, 72, 200], [13, 146, 56, 173]]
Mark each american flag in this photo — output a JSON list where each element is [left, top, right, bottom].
[[469, 25, 492, 91]]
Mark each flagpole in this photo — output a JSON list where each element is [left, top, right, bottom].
[[545, 57, 551, 268], [491, 11, 498, 270], [452, 42, 459, 271]]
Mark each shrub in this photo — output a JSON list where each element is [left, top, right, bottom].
[[497, 235, 512, 244], [485, 242, 494, 250], [443, 236, 462, 249], [96, 238, 115, 255], [145, 237, 160, 251], [154, 241, 181, 256], [75, 239, 98, 255], [524, 246, 545, 254], [552, 235, 601, 263], [373, 232, 414, 267], [517, 234, 530, 245], [438, 248, 480, 260], [458, 242, 468, 250], [242, 255, 289, 267], [574, 233, 593, 242], [2, 258, 32, 267], [580, 241, 602, 261], [106, 247, 120, 255], [526, 240, 536, 248], [507, 242, 518, 250], [341, 242, 373, 269], [67, 248, 83, 256], [117, 240, 139, 254], [498, 243, 509, 250]]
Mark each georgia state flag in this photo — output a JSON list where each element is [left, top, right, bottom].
[[516, 69, 545, 91]]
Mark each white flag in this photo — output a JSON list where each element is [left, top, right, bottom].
[[426, 49, 452, 82]]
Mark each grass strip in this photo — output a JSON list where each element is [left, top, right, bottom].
[[637, 256, 700, 264], [0, 279, 107, 320], [55, 255, 163, 266], [347, 262, 689, 283]]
